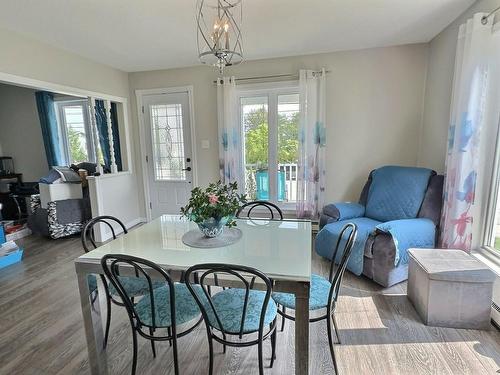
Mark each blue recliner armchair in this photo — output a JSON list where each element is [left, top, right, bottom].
[[315, 166, 444, 287]]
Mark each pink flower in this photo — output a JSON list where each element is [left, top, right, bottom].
[[208, 194, 219, 205]]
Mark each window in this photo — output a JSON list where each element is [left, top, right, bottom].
[[56, 99, 97, 165], [150, 103, 187, 180], [485, 169, 500, 253], [484, 132, 500, 256], [238, 84, 299, 206]]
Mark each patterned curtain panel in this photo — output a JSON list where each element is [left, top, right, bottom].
[[440, 14, 497, 250], [296, 69, 327, 219], [217, 77, 243, 189], [35, 91, 66, 167]]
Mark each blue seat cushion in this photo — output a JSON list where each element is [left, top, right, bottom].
[[135, 283, 202, 327], [109, 276, 164, 297], [205, 289, 277, 334], [272, 274, 331, 310]]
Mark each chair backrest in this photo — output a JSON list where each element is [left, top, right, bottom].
[[81, 215, 127, 253], [185, 263, 273, 341], [327, 223, 357, 306], [101, 254, 172, 334], [236, 201, 284, 220]]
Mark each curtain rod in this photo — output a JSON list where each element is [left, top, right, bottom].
[[482, 5, 500, 24], [213, 70, 330, 84]]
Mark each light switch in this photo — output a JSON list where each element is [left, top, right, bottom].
[[201, 140, 210, 149]]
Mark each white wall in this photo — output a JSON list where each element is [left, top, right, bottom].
[[0, 84, 48, 181], [419, 0, 500, 172], [0, 27, 142, 226], [129, 44, 429, 214]]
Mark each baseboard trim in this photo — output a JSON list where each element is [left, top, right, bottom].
[[125, 217, 146, 229]]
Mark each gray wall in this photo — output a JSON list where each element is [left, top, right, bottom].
[[0, 84, 48, 181], [129, 43, 429, 212]]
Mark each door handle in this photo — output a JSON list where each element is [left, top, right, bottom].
[[182, 167, 192, 171]]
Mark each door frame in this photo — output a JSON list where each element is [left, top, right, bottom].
[[136, 86, 198, 222]]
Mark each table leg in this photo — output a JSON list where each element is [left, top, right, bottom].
[[76, 268, 108, 375], [295, 281, 310, 375]]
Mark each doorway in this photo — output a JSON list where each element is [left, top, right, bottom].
[[141, 89, 195, 218]]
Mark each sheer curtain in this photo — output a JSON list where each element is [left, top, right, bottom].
[[440, 13, 500, 250], [217, 77, 244, 189], [296, 69, 327, 219]]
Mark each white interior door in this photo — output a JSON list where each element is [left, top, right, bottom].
[[143, 92, 193, 218]]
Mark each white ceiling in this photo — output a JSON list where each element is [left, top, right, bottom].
[[0, 0, 475, 72]]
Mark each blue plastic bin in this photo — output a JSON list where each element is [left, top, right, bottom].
[[0, 248, 23, 269], [255, 170, 286, 201], [0, 225, 23, 270]]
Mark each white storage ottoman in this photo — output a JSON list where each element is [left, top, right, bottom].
[[407, 248, 495, 330]]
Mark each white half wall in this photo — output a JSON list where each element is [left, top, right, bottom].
[[87, 174, 143, 241]]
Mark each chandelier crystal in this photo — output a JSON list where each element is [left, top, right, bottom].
[[196, 0, 243, 74]]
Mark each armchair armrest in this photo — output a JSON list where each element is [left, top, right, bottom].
[[323, 202, 365, 220], [320, 202, 365, 229], [375, 218, 436, 265]]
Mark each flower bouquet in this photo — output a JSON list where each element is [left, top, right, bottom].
[[180, 181, 247, 238]]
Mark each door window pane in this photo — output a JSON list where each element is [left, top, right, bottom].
[[63, 105, 89, 164], [278, 94, 300, 202], [150, 103, 186, 180], [242, 96, 268, 200]]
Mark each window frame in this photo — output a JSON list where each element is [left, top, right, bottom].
[[482, 119, 500, 259], [236, 80, 299, 210], [55, 98, 96, 165]]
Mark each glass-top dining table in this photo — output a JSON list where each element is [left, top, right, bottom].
[[75, 215, 312, 374]]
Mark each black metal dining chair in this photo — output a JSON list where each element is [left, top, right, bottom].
[[101, 254, 203, 375], [236, 200, 284, 220], [81, 215, 164, 348], [184, 263, 278, 375], [272, 222, 357, 374]]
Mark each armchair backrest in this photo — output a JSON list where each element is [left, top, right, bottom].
[[359, 166, 443, 224]]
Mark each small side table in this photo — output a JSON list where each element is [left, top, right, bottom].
[[408, 248, 496, 330]]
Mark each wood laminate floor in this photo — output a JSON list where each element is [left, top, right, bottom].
[[0, 233, 499, 375]]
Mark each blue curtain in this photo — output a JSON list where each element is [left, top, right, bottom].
[[35, 91, 65, 167], [95, 100, 122, 171]]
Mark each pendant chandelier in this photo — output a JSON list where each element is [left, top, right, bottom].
[[196, 0, 243, 74]]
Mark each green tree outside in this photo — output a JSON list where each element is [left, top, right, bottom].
[[68, 126, 88, 163], [243, 107, 299, 165], [243, 107, 299, 200]]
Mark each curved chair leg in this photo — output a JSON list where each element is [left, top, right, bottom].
[[270, 327, 277, 367], [207, 332, 214, 375], [280, 307, 286, 332], [332, 313, 341, 344], [327, 315, 339, 374], [172, 329, 180, 375], [103, 293, 112, 349], [258, 339, 264, 375], [149, 327, 156, 358], [131, 328, 138, 375]]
